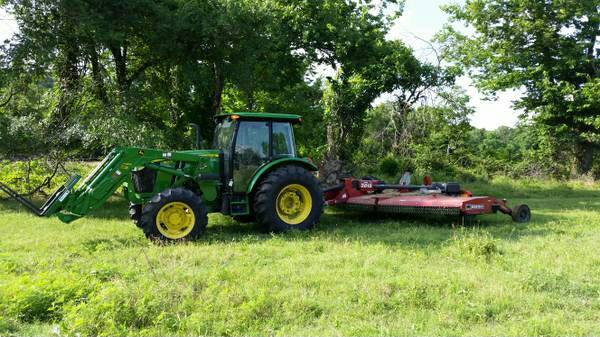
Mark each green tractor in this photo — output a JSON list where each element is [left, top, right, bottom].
[[0, 112, 323, 241]]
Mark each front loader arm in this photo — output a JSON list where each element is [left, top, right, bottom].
[[1, 147, 206, 223]]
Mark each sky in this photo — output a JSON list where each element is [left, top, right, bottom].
[[0, 3, 521, 130], [387, 0, 523, 130], [0, 8, 16, 41]]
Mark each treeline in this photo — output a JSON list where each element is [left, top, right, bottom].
[[355, 103, 573, 181], [0, 0, 597, 186]]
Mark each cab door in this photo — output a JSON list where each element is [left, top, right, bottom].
[[232, 121, 270, 193]]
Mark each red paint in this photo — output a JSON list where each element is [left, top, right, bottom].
[[325, 178, 512, 217]]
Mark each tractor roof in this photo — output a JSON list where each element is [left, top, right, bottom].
[[214, 112, 302, 123]]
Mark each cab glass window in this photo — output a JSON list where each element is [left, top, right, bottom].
[[272, 122, 295, 157], [233, 121, 269, 192], [213, 118, 235, 177]]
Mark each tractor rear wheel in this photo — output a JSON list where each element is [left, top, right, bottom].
[[139, 188, 207, 241], [253, 165, 323, 232]]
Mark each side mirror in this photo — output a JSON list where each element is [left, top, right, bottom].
[[190, 123, 202, 149]]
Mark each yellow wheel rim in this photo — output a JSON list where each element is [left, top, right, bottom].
[[276, 184, 312, 225], [155, 201, 195, 239]]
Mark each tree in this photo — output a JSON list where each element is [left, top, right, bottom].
[[1, 0, 438, 171], [320, 37, 458, 184], [354, 85, 473, 178], [439, 0, 599, 174]]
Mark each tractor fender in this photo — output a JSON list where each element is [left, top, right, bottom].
[[247, 157, 318, 195]]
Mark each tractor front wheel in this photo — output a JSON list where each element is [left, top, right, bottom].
[[139, 188, 207, 241], [253, 165, 323, 232], [129, 203, 143, 228]]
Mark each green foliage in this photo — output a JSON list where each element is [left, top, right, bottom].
[[439, 0, 600, 173], [379, 156, 400, 177], [356, 87, 577, 180], [354, 87, 474, 178], [0, 0, 405, 159], [466, 125, 571, 179], [0, 0, 596, 185], [323, 39, 453, 162], [0, 160, 92, 195]]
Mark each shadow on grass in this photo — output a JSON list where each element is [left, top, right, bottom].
[[0, 192, 573, 249], [0, 196, 130, 221], [199, 209, 568, 250]]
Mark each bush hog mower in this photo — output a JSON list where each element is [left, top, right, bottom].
[[323, 177, 531, 223], [0, 112, 529, 242]]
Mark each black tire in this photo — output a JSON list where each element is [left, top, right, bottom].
[[129, 203, 143, 228], [511, 204, 531, 223], [139, 188, 207, 241], [253, 165, 323, 232], [233, 215, 255, 223]]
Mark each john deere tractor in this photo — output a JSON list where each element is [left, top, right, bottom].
[[0, 112, 323, 241]]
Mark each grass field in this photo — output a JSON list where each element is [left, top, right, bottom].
[[1, 178, 600, 336]]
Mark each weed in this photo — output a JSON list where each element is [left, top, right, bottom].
[[446, 228, 501, 261]]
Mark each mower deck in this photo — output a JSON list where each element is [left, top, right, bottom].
[[324, 178, 530, 222]]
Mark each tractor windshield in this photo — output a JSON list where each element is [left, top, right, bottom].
[[214, 118, 235, 150], [213, 118, 236, 176]]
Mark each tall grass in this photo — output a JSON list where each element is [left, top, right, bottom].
[[1, 179, 600, 335]]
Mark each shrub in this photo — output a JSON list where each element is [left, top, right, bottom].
[[0, 316, 18, 334], [379, 157, 400, 177], [0, 160, 92, 196]]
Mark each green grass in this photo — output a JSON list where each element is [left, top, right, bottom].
[[1, 178, 600, 336]]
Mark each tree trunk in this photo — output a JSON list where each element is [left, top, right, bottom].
[[52, 3, 80, 127], [109, 44, 128, 95], [246, 89, 255, 111], [320, 80, 353, 186], [575, 141, 594, 175], [54, 41, 80, 126], [88, 42, 107, 104], [212, 62, 224, 116], [320, 100, 346, 186]]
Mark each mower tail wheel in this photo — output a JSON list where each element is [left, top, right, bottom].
[[511, 204, 531, 223], [253, 165, 323, 232], [139, 188, 207, 241]]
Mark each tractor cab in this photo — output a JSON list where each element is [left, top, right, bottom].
[[204, 112, 321, 233], [213, 113, 302, 194]]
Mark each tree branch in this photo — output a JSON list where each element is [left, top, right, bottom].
[[126, 59, 155, 87], [0, 88, 15, 108]]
